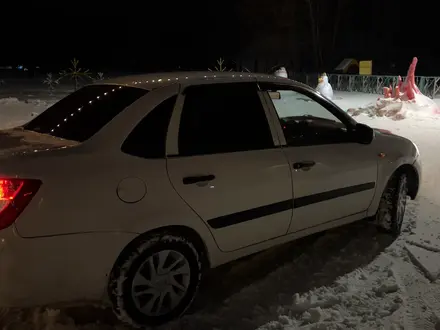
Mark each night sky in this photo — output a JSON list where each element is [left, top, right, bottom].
[[3, 2, 438, 75]]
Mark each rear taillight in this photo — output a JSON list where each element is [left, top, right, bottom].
[[0, 178, 41, 231]]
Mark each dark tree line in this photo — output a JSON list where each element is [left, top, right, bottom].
[[234, 0, 351, 72]]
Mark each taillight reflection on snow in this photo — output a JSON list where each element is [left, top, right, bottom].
[[0, 178, 42, 231]]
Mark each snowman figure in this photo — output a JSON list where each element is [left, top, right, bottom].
[[316, 73, 333, 100], [274, 67, 288, 78]]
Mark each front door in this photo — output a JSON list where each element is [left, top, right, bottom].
[[260, 84, 378, 232], [166, 82, 293, 252]]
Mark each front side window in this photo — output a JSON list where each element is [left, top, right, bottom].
[[178, 83, 274, 156], [24, 85, 148, 142], [262, 85, 352, 146]]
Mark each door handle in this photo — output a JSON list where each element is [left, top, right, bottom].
[[182, 174, 216, 185], [292, 161, 316, 170]]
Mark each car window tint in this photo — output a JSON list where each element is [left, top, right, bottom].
[[24, 85, 148, 142], [178, 83, 274, 156], [121, 95, 177, 158]]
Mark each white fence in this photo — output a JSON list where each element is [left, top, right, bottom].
[[290, 73, 440, 98]]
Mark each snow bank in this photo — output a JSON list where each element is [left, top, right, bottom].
[[348, 93, 440, 120], [0, 97, 51, 129], [347, 58, 440, 120], [257, 259, 404, 330], [0, 97, 22, 105]]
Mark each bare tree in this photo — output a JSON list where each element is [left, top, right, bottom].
[[305, 0, 320, 69], [305, 0, 349, 70], [235, 0, 296, 33], [235, 1, 348, 71]]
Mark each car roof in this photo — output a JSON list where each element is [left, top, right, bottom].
[[97, 71, 312, 91]]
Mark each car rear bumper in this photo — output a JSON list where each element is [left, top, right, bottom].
[[0, 226, 137, 307]]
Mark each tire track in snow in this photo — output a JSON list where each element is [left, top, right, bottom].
[[165, 221, 391, 330], [256, 201, 421, 330], [385, 252, 439, 330], [393, 199, 440, 330], [271, 225, 403, 329], [359, 198, 440, 330]]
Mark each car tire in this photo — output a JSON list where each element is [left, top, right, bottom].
[[108, 232, 203, 328], [375, 173, 409, 236]]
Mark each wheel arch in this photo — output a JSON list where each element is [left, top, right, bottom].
[[392, 163, 419, 200], [367, 162, 419, 217], [111, 225, 211, 273]]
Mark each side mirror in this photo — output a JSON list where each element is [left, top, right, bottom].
[[354, 123, 374, 144]]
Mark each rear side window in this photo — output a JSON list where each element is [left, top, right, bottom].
[[121, 95, 177, 158], [24, 85, 148, 142]]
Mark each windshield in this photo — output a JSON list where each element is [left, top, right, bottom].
[[24, 84, 148, 142]]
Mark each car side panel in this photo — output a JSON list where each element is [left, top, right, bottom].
[[10, 152, 227, 263], [0, 225, 137, 307]]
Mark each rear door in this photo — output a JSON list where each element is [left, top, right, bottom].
[[259, 83, 378, 233], [166, 82, 293, 252]]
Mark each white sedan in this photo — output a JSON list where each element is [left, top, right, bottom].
[[0, 72, 421, 327]]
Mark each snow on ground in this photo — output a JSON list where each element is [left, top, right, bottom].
[[2, 91, 440, 330], [0, 97, 53, 129]]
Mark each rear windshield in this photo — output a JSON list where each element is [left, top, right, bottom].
[[24, 84, 148, 142]]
